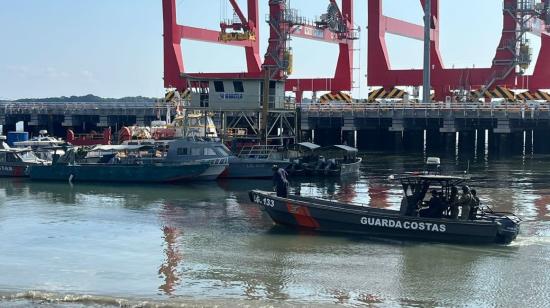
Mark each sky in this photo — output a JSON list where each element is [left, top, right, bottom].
[[0, 0, 541, 100]]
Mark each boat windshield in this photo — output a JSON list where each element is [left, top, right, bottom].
[[214, 145, 231, 157], [18, 151, 39, 162]]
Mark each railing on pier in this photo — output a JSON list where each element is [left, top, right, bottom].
[[300, 101, 550, 115], [0, 101, 159, 114]]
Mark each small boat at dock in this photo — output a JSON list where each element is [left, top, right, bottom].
[[0, 141, 48, 177], [249, 174, 521, 244], [288, 144, 362, 176], [220, 144, 291, 179]]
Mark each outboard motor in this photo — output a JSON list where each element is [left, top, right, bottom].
[[495, 215, 522, 244]]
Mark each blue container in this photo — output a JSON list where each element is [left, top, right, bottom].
[[7, 131, 29, 146]]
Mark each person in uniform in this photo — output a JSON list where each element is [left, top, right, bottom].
[[449, 186, 459, 219], [458, 185, 474, 220], [469, 189, 481, 220], [272, 165, 289, 198], [420, 189, 445, 218]]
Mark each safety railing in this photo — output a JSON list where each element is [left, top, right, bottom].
[[301, 101, 550, 114], [238, 145, 282, 160], [0, 101, 158, 113]]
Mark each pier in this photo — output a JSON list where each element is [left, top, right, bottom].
[[2, 100, 550, 155], [301, 101, 550, 155]]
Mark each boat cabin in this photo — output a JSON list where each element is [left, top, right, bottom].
[[396, 174, 472, 218], [0, 145, 46, 177], [313, 145, 358, 163], [164, 137, 232, 162], [286, 142, 320, 160]]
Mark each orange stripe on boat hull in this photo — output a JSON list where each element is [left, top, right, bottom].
[[286, 203, 320, 229]]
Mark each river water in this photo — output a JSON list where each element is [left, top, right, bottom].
[[0, 152, 549, 307]]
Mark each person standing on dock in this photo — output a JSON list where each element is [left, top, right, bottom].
[[272, 165, 289, 198]]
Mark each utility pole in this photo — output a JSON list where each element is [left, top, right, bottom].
[[423, 0, 431, 103]]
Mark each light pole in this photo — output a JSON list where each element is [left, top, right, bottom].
[[423, 0, 431, 103]]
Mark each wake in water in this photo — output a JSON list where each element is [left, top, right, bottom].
[[510, 221, 550, 247], [0, 290, 319, 308]]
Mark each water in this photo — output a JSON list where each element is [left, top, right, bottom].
[[0, 153, 549, 307]]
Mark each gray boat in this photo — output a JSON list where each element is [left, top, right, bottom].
[[29, 141, 227, 183], [288, 144, 362, 176], [221, 145, 290, 179], [250, 174, 521, 244], [101, 138, 229, 180]]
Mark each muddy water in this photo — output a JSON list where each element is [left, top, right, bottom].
[[0, 153, 548, 307]]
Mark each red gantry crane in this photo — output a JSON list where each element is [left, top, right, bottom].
[[368, 0, 550, 101], [162, 0, 357, 102]]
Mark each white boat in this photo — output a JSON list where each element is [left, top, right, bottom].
[[13, 130, 65, 160]]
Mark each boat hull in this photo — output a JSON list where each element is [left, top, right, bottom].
[[198, 164, 228, 180], [219, 159, 290, 179], [29, 163, 211, 183], [0, 164, 28, 177], [249, 190, 520, 244]]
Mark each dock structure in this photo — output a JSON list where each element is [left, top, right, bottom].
[[0, 100, 297, 146], [2, 100, 550, 154], [300, 101, 550, 155], [0, 101, 159, 136]]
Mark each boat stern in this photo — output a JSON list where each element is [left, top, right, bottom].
[[495, 215, 522, 244]]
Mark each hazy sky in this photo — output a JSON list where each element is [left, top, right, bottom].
[[0, 0, 538, 99]]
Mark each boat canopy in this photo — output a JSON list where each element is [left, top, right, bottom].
[[313, 145, 358, 157], [287, 142, 320, 152], [0, 144, 35, 153], [394, 174, 471, 188]]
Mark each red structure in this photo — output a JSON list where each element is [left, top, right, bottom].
[[162, 0, 356, 102], [162, 0, 262, 90], [279, 0, 356, 101], [368, 0, 550, 100], [66, 128, 112, 146]]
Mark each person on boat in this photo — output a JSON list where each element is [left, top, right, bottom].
[[449, 186, 460, 219], [458, 185, 474, 220], [272, 165, 289, 198], [469, 189, 481, 220], [420, 190, 445, 218]]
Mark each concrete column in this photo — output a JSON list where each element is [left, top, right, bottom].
[[525, 130, 533, 155], [476, 129, 487, 156], [388, 118, 405, 152], [511, 131, 525, 155]]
